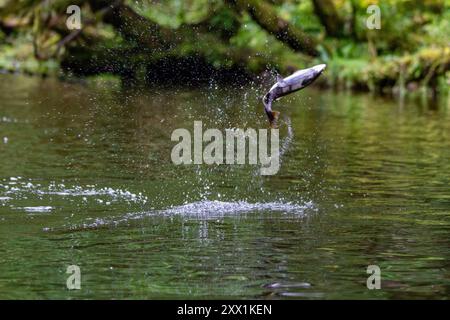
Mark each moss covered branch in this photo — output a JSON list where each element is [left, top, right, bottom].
[[312, 0, 345, 37], [227, 0, 318, 56]]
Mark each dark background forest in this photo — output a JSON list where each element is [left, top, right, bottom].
[[0, 0, 449, 94]]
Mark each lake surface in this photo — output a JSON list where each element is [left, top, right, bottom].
[[0, 75, 449, 299]]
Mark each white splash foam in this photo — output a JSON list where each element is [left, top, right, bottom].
[[22, 206, 53, 213], [0, 178, 148, 205], [162, 200, 313, 217], [66, 200, 315, 230], [1, 116, 18, 123]]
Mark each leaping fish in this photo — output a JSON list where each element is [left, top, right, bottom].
[[263, 64, 326, 127]]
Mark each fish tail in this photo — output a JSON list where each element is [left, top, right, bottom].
[[268, 110, 280, 128]]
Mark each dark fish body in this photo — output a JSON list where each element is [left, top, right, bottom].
[[263, 64, 326, 125]]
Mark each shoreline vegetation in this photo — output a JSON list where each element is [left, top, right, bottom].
[[0, 0, 449, 95]]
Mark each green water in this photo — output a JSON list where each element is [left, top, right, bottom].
[[0, 75, 449, 299]]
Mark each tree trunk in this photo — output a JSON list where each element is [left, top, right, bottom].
[[89, 0, 177, 50], [312, 0, 345, 37]]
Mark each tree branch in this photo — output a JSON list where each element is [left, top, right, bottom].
[[227, 0, 319, 56], [312, 0, 345, 37]]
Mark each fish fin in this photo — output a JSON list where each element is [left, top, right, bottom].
[[276, 74, 288, 87]]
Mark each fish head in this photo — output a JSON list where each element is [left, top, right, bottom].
[[299, 64, 326, 88], [312, 64, 327, 74]]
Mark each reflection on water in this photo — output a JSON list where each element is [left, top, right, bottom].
[[0, 75, 449, 299]]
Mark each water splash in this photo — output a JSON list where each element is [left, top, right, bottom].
[[0, 177, 148, 212], [61, 199, 316, 231], [279, 116, 294, 162], [21, 206, 53, 213], [163, 200, 312, 217]]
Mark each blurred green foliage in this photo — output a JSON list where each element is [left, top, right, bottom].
[[0, 0, 448, 93]]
